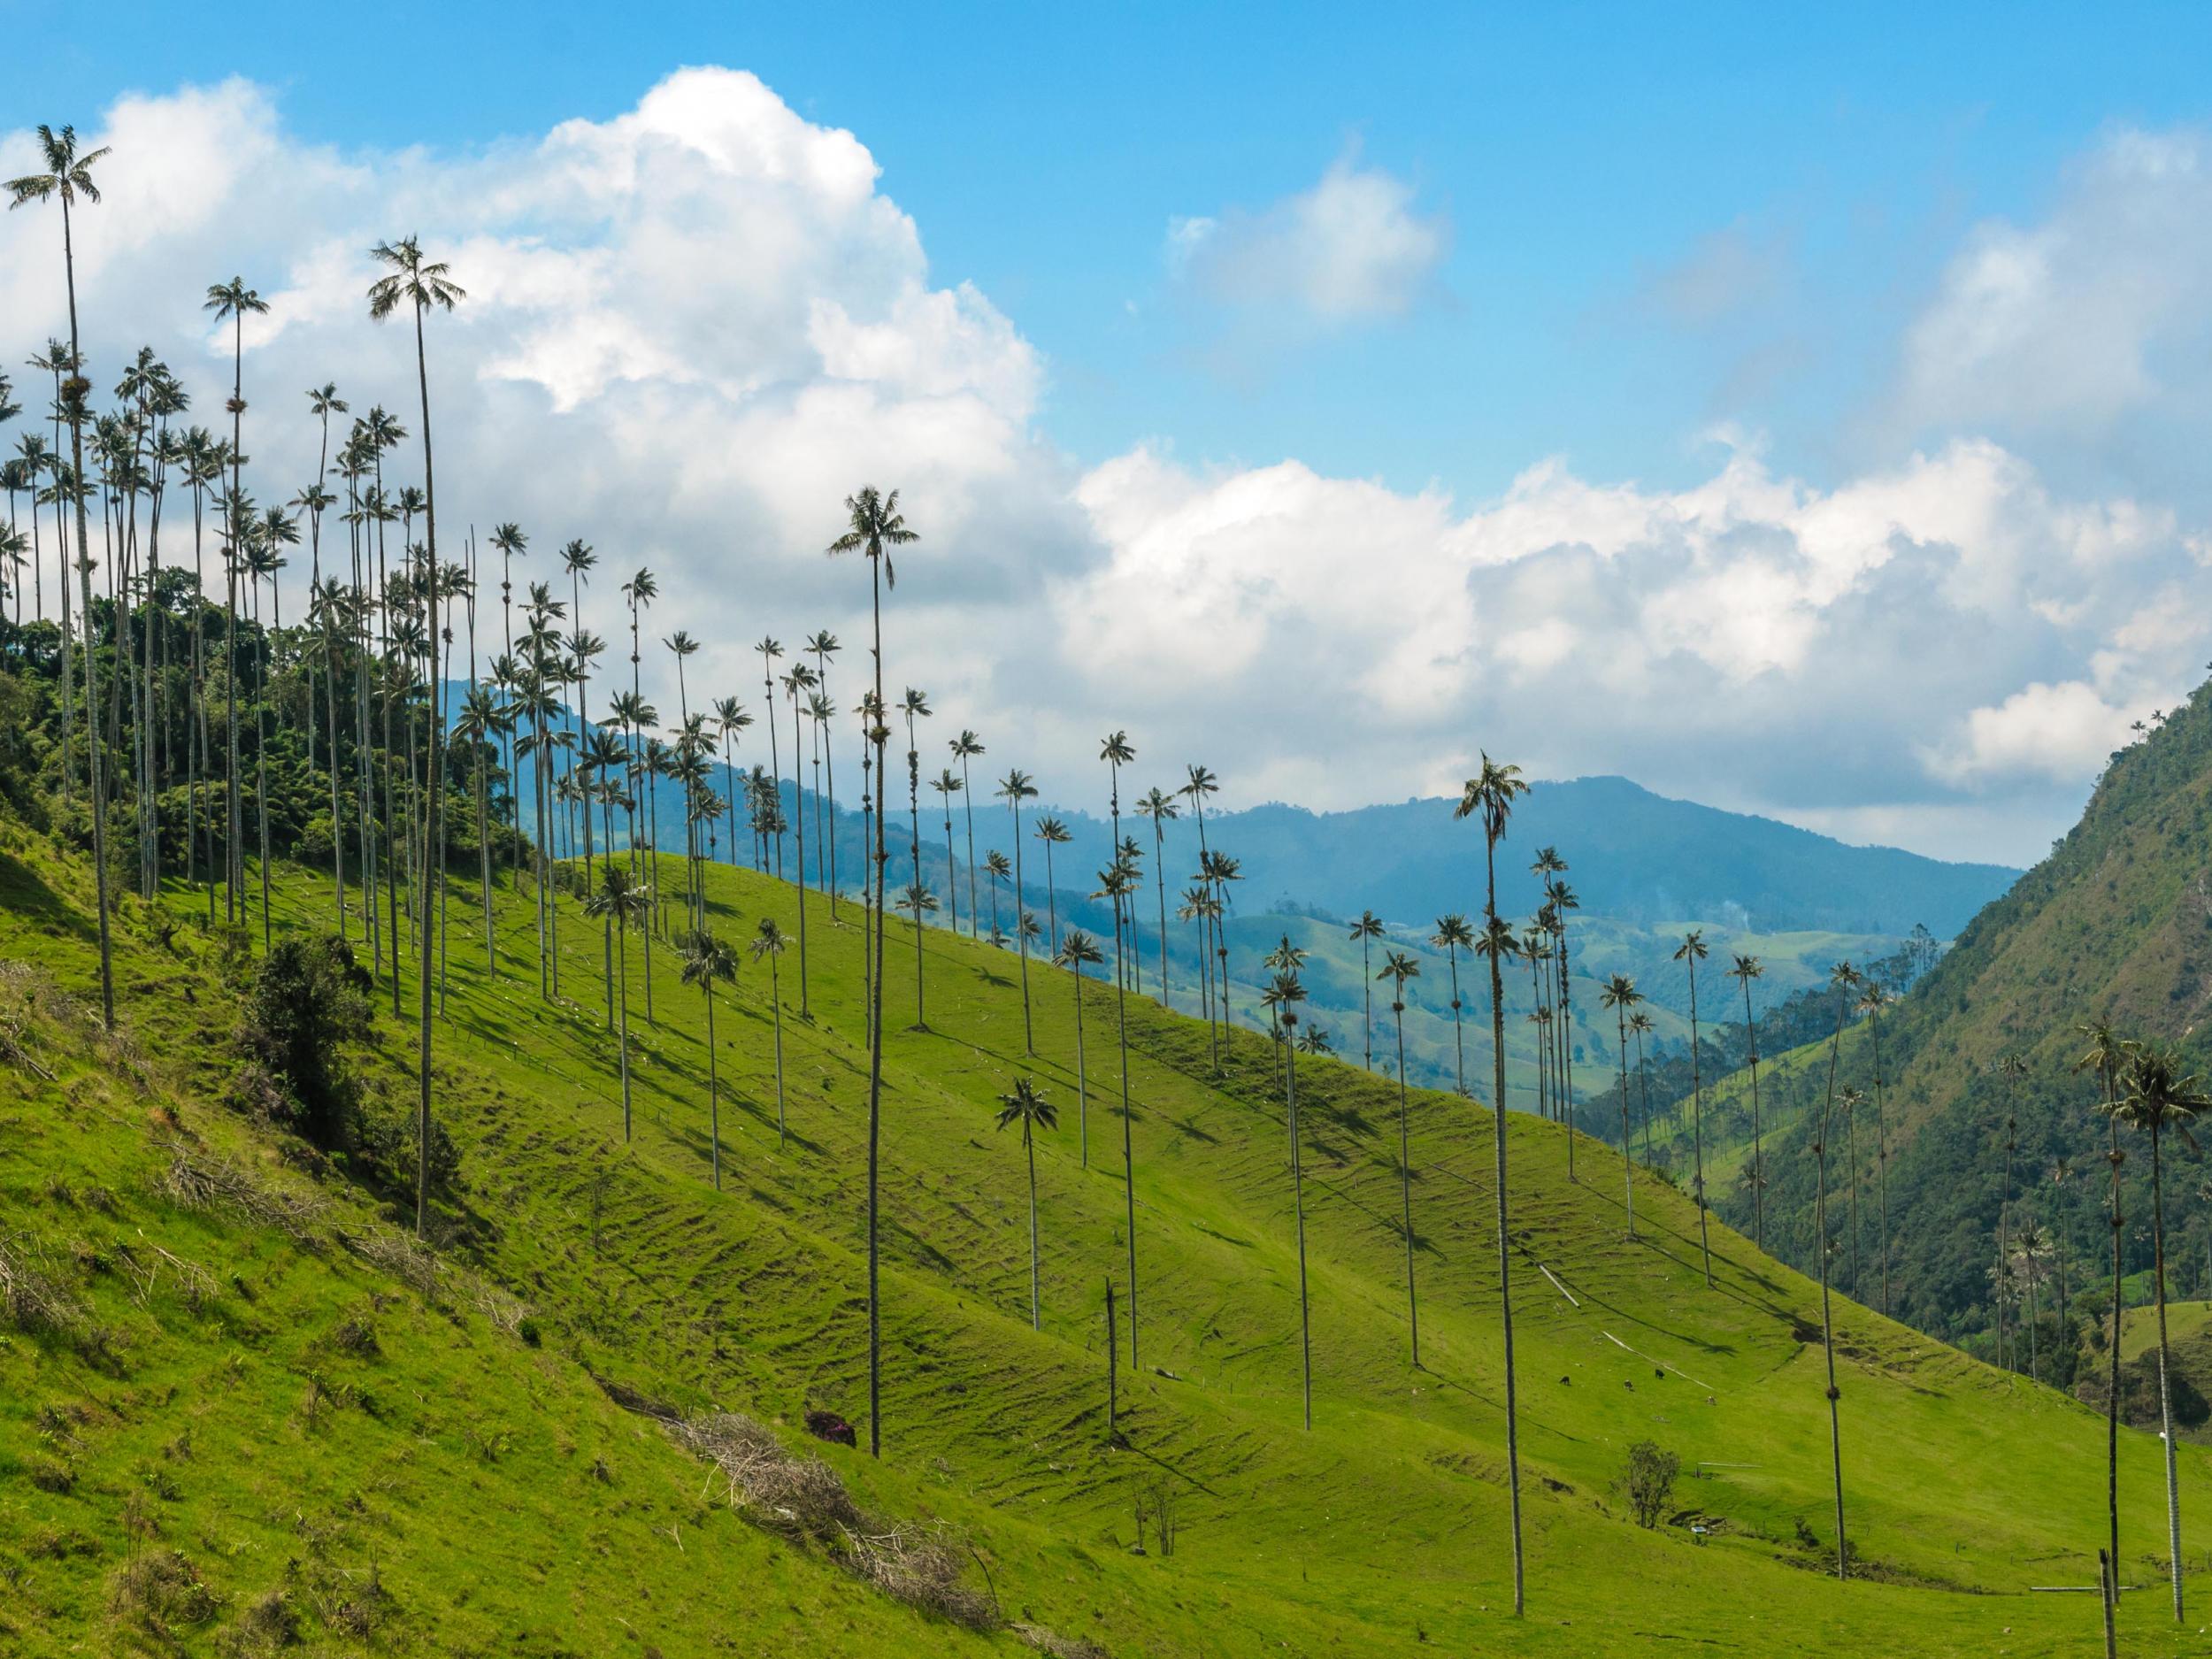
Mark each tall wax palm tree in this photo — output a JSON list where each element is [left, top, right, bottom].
[[780, 657, 819, 1015], [1728, 954, 1767, 1248], [1262, 934, 1309, 1110], [1350, 910, 1386, 1072], [368, 235, 463, 1235], [1629, 1010, 1656, 1164], [1137, 787, 1179, 1002], [1454, 753, 1529, 1616], [1547, 873, 1581, 1163], [584, 866, 650, 1141], [1531, 848, 1567, 1123], [206, 275, 268, 930], [752, 633, 787, 872], [1429, 914, 1475, 1095], [1099, 732, 1135, 983], [1296, 1025, 1332, 1055], [826, 484, 916, 1461], [984, 849, 1011, 941], [999, 768, 1040, 1052], [1673, 929, 1714, 1285], [1094, 857, 1143, 1372], [752, 917, 791, 1150], [1381, 947, 1423, 1363], [2077, 1018, 2128, 1613], [805, 632, 841, 906], [931, 768, 964, 933], [950, 729, 985, 935], [1814, 957, 1860, 1581], [1601, 973, 1644, 1236], [12, 128, 114, 1024], [681, 929, 739, 1190], [1034, 815, 1071, 954], [2106, 1041, 2209, 1624], [1263, 968, 1316, 1429], [898, 687, 931, 1026], [713, 695, 750, 869], [1056, 929, 1104, 1168], [995, 1079, 1059, 1331]]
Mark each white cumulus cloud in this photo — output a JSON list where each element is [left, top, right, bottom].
[[1167, 156, 1448, 321]]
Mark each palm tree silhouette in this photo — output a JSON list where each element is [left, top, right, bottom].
[[999, 768, 1040, 1053], [1454, 752, 1529, 1616], [1380, 947, 1423, 1364], [900, 687, 931, 1027], [1094, 856, 1142, 1372], [13, 128, 112, 1021], [1349, 910, 1386, 1072], [1672, 928, 1714, 1285], [754, 636, 785, 877], [1727, 953, 1766, 1247], [681, 929, 739, 1190], [584, 866, 651, 1142], [1429, 913, 1475, 1096], [1055, 929, 1105, 1168], [984, 849, 1011, 941], [806, 630, 841, 904], [950, 728, 985, 935], [2105, 1041, 2209, 1624], [2076, 1018, 2128, 1612], [1034, 815, 1071, 955], [1263, 968, 1315, 1428], [1629, 1009, 1656, 1164], [1601, 973, 1644, 1237], [1138, 787, 1179, 1003], [749, 916, 792, 1148], [930, 768, 964, 933], [995, 1079, 1059, 1331], [1099, 731, 1136, 986], [827, 485, 915, 1460], [367, 234, 462, 1236]]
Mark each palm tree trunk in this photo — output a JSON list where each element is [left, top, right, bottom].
[[1816, 1128, 1847, 1580], [1395, 1002, 1417, 1366], [1447, 947, 1465, 1095], [1742, 977, 1764, 1249], [865, 554, 887, 1461], [791, 691, 810, 1018], [771, 945, 787, 1151], [1870, 1010, 1891, 1317], [1361, 934, 1374, 1072], [1482, 836, 1525, 1617], [1025, 1122, 1041, 1333], [1072, 962, 1089, 1170], [1286, 1027, 1311, 1430], [959, 754, 979, 938], [1687, 960, 1711, 1286], [1617, 1008, 1634, 1237], [1011, 796, 1033, 1052], [1115, 891, 1139, 1374], [58, 195, 114, 1026], [615, 920, 632, 1141], [704, 985, 720, 1190], [2106, 1079, 2124, 1602], [2152, 1124, 2185, 1621]]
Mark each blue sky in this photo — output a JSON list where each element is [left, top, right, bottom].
[[37, 3, 2212, 497], [11, 6, 2212, 865]]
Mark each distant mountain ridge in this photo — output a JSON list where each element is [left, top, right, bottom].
[[1140, 776, 2017, 936]]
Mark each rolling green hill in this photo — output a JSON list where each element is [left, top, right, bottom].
[[2, 815, 2206, 1655]]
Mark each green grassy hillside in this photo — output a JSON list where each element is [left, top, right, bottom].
[[4, 818, 2208, 1655]]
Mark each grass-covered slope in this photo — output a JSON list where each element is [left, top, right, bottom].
[[3, 815, 2207, 1655]]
